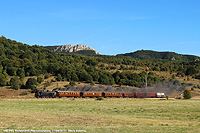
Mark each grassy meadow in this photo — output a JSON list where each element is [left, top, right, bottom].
[[0, 99, 199, 133]]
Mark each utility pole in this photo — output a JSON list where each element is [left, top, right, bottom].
[[145, 75, 147, 89], [18, 85, 19, 97]]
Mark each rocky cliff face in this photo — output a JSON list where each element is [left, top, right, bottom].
[[49, 44, 98, 54]]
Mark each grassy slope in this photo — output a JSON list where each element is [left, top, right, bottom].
[[0, 99, 199, 132], [1, 73, 200, 98]]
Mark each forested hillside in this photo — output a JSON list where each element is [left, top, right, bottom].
[[0, 36, 200, 94], [117, 50, 200, 61]]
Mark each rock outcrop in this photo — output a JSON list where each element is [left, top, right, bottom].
[[51, 44, 97, 54]]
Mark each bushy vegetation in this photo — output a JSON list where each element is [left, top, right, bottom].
[[10, 77, 23, 90], [183, 89, 192, 99], [37, 76, 44, 83], [25, 78, 38, 91], [0, 36, 200, 90]]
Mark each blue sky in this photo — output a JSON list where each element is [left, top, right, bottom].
[[1, 0, 200, 55]]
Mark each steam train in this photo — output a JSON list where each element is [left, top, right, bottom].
[[35, 90, 165, 98]]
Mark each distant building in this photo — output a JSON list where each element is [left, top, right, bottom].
[[172, 57, 176, 60]]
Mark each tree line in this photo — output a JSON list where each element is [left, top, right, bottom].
[[0, 36, 200, 91]]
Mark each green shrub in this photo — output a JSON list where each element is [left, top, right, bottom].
[[37, 76, 44, 83], [166, 96, 169, 100], [10, 77, 23, 90], [172, 74, 176, 79], [26, 78, 37, 90], [44, 74, 50, 79], [56, 74, 62, 81], [183, 89, 192, 99], [0, 73, 7, 86], [69, 81, 76, 86]]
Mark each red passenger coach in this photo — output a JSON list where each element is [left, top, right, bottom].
[[102, 92, 123, 98], [123, 93, 135, 98], [135, 92, 146, 98], [56, 91, 80, 98], [145, 93, 156, 98], [81, 92, 102, 98]]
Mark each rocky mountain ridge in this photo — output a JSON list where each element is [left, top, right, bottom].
[[45, 44, 98, 54]]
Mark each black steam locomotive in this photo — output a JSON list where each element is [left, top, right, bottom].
[[35, 90, 56, 98]]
